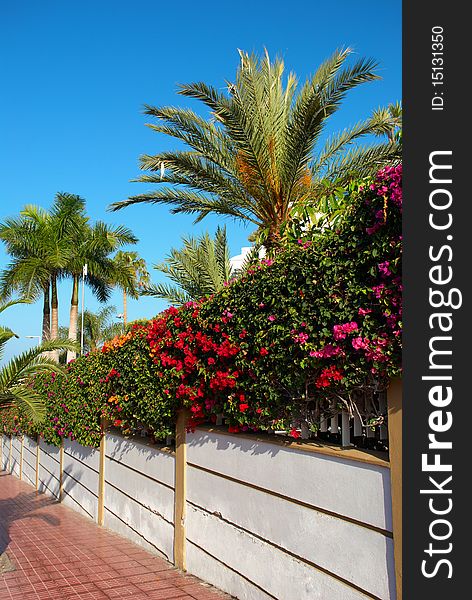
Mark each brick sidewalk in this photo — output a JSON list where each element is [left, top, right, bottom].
[[0, 472, 231, 600]]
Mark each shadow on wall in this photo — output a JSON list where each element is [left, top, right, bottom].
[[189, 430, 393, 516], [0, 472, 60, 555], [105, 430, 172, 465]]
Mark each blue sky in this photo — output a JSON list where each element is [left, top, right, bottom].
[[0, 0, 401, 362]]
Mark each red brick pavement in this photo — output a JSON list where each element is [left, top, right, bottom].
[[0, 472, 231, 600]]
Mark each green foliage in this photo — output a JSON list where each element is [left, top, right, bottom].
[[3, 167, 402, 444], [82, 305, 123, 352], [143, 226, 232, 305], [0, 299, 78, 426]]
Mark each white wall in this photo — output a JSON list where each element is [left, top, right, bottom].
[[11, 435, 21, 478], [22, 435, 37, 487], [38, 438, 61, 498], [62, 439, 100, 520], [186, 429, 395, 600], [1, 435, 10, 471], [104, 432, 175, 562], [2, 430, 395, 600]]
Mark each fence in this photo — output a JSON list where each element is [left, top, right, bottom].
[[0, 380, 402, 600]]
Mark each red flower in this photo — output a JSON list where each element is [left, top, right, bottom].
[[259, 347, 269, 356], [228, 425, 240, 433], [315, 366, 344, 388], [114, 420, 122, 426], [290, 428, 301, 439], [239, 403, 249, 412]]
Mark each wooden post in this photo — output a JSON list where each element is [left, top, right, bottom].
[[97, 418, 106, 526], [387, 378, 402, 600], [59, 440, 64, 501], [19, 436, 24, 480], [36, 435, 40, 491], [174, 408, 190, 571]]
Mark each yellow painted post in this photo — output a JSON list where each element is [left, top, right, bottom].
[[19, 436, 24, 480], [97, 417, 106, 526], [36, 435, 40, 491], [174, 409, 190, 571], [59, 440, 64, 501], [387, 378, 402, 600]]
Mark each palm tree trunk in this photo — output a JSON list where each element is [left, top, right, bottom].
[[42, 282, 51, 343], [66, 275, 79, 362], [50, 275, 59, 362], [123, 290, 127, 328]]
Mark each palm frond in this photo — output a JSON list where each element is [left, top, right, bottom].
[[0, 385, 46, 423], [109, 48, 398, 247]]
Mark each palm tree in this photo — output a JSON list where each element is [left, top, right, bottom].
[[64, 222, 138, 362], [0, 207, 59, 343], [48, 193, 89, 347], [110, 48, 401, 249], [82, 306, 123, 352], [112, 251, 149, 326], [1, 194, 139, 363], [142, 226, 231, 305], [0, 193, 88, 349], [0, 299, 77, 422]]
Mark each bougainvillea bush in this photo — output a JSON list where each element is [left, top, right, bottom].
[[2, 166, 402, 445]]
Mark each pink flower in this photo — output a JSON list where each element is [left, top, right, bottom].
[[333, 325, 346, 340], [333, 321, 358, 340], [352, 337, 368, 350], [268, 315, 276, 322], [310, 344, 342, 358], [293, 332, 309, 344], [378, 261, 392, 277]]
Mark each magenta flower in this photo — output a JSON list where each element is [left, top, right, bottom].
[[378, 261, 392, 277], [352, 337, 368, 350]]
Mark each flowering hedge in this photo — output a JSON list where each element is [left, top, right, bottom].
[[2, 166, 402, 445]]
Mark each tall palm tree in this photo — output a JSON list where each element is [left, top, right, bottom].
[[0, 206, 64, 343], [1, 195, 139, 363], [112, 251, 149, 326], [142, 226, 231, 305], [64, 221, 137, 362], [0, 193, 90, 347], [48, 193, 89, 346], [110, 48, 401, 249], [0, 299, 77, 422]]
